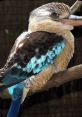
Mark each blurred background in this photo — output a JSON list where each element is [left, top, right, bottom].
[[0, 0, 82, 117]]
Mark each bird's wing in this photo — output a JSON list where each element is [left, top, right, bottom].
[[0, 31, 65, 91]]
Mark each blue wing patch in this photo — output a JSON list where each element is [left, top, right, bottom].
[[21, 41, 65, 74]]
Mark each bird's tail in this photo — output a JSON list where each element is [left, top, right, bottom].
[[7, 97, 21, 117], [7, 87, 23, 117]]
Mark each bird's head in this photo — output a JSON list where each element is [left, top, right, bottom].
[[28, 2, 82, 33]]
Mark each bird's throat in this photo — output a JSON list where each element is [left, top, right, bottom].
[[28, 19, 73, 35]]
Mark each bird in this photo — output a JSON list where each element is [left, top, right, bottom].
[[0, 2, 82, 117]]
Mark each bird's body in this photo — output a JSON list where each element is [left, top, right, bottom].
[[28, 25, 74, 73], [0, 2, 82, 117]]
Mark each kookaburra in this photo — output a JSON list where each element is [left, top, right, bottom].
[[0, 2, 82, 117]]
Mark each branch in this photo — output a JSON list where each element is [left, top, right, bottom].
[[0, 64, 82, 98], [70, 0, 82, 14], [28, 64, 82, 95], [42, 64, 82, 90]]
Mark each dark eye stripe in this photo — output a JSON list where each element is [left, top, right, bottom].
[[51, 12, 59, 18]]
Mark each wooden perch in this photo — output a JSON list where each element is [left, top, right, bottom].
[[0, 64, 82, 98], [70, 0, 82, 14], [28, 64, 82, 95], [43, 64, 82, 90]]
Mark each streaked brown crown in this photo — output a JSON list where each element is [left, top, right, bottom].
[[30, 2, 71, 19], [44, 2, 70, 13]]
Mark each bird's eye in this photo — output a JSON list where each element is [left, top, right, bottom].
[[51, 12, 59, 18]]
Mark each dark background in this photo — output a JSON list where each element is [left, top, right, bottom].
[[0, 0, 82, 117]]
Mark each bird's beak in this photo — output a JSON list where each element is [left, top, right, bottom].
[[61, 15, 82, 27]]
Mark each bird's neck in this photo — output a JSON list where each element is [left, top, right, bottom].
[[28, 19, 74, 43]]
